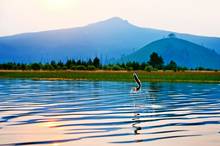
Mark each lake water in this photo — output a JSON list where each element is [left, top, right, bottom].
[[0, 79, 220, 146]]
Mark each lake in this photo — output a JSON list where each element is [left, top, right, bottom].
[[0, 79, 220, 146]]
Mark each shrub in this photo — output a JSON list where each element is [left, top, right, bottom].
[[166, 60, 177, 71], [106, 66, 113, 70], [70, 65, 77, 70], [144, 65, 153, 72], [197, 67, 205, 71], [62, 66, 67, 70], [87, 65, 96, 70], [43, 64, 54, 70], [76, 65, 86, 70], [103, 65, 113, 70], [126, 67, 133, 71], [112, 65, 121, 70], [31, 63, 41, 70]]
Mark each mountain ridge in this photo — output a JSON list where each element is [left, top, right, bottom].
[[0, 17, 220, 65]]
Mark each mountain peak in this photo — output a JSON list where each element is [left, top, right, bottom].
[[107, 17, 126, 22], [89, 17, 129, 27]]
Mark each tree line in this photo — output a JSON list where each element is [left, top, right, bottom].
[[0, 52, 213, 71]]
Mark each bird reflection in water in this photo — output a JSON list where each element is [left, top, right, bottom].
[[132, 113, 142, 135], [131, 97, 143, 135], [131, 104, 144, 143], [131, 82, 163, 136]]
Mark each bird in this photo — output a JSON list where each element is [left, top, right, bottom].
[[133, 72, 141, 91]]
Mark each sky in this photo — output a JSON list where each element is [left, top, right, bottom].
[[0, 0, 220, 37]]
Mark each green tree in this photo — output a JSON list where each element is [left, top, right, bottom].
[[31, 63, 41, 70], [168, 33, 176, 38], [166, 60, 177, 71], [20, 64, 27, 70], [57, 60, 64, 69], [148, 52, 164, 69], [76, 60, 82, 65], [93, 57, 100, 68], [50, 61, 57, 69], [43, 64, 54, 70], [66, 59, 73, 69], [87, 59, 93, 65]]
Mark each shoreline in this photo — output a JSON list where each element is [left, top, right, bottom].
[[0, 70, 220, 83]]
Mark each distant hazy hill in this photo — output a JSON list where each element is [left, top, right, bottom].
[[0, 17, 220, 63], [120, 37, 220, 69]]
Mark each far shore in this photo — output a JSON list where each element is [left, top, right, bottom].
[[0, 70, 220, 83]]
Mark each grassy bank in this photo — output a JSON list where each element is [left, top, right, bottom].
[[0, 70, 220, 83]]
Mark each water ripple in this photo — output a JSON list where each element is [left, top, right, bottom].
[[0, 80, 220, 146]]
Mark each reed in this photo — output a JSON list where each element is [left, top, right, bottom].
[[0, 70, 220, 83]]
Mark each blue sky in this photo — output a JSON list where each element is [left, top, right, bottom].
[[0, 0, 220, 37]]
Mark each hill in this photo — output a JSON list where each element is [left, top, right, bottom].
[[120, 37, 220, 69]]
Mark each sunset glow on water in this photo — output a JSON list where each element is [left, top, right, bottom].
[[0, 80, 220, 145]]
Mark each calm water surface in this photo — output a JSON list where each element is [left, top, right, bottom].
[[0, 79, 220, 146]]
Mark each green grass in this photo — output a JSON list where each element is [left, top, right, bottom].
[[0, 70, 220, 83]]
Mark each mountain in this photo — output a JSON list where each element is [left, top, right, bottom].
[[0, 17, 220, 63], [120, 37, 220, 69]]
